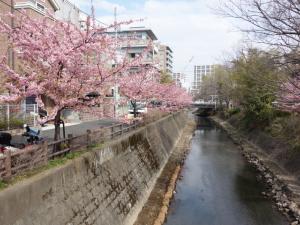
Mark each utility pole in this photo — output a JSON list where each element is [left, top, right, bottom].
[[10, 0, 15, 70], [114, 7, 118, 119]]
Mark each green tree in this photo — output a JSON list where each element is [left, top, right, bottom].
[[160, 72, 173, 84], [231, 48, 281, 126], [198, 65, 235, 109]]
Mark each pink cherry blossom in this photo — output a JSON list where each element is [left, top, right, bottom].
[[0, 12, 140, 139]]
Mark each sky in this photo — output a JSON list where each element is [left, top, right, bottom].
[[70, 0, 244, 86]]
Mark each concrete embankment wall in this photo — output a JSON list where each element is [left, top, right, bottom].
[[0, 112, 188, 225]]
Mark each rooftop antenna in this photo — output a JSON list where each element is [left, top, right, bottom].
[[91, 0, 95, 27]]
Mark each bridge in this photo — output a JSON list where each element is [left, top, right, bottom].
[[192, 100, 217, 116], [192, 100, 216, 109]]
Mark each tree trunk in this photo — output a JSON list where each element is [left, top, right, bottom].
[[131, 101, 137, 118], [54, 110, 61, 141], [225, 100, 230, 109]]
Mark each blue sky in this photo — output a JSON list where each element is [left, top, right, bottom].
[[71, 0, 243, 87]]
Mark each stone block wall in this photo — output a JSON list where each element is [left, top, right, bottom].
[[0, 111, 187, 225]]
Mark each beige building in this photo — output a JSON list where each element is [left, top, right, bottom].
[[156, 44, 173, 74], [0, 0, 59, 72], [108, 26, 159, 66], [0, 0, 59, 94], [0, 0, 59, 96], [172, 72, 186, 87]]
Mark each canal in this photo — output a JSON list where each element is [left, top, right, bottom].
[[164, 117, 288, 225]]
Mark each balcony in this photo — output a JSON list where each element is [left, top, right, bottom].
[[15, 0, 47, 14], [121, 39, 151, 49]]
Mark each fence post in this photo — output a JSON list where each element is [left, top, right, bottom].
[[120, 124, 123, 135], [87, 130, 92, 147], [5, 150, 12, 179], [67, 134, 73, 151], [33, 104, 37, 127], [6, 104, 10, 130], [134, 121, 137, 129], [42, 141, 48, 164], [111, 126, 114, 139]]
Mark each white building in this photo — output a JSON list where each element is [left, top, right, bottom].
[[191, 65, 215, 95], [54, 0, 88, 29]]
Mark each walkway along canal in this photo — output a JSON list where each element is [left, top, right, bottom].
[[164, 117, 288, 225]]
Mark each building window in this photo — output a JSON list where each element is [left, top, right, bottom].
[[15, 0, 47, 13], [36, 2, 45, 11]]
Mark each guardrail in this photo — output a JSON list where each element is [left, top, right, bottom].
[[0, 121, 140, 180]]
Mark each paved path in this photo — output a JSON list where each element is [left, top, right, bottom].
[[11, 118, 119, 145]]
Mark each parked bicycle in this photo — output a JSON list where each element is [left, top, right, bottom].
[[22, 124, 43, 145]]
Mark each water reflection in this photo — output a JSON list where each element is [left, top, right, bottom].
[[164, 117, 288, 225]]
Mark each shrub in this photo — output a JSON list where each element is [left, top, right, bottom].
[[9, 118, 25, 129], [228, 108, 241, 116], [242, 100, 276, 129], [0, 118, 25, 130], [266, 114, 300, 151], [224, 108, 241, 119], [0, 120, 6, 130]]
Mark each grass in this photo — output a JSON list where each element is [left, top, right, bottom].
[[47, 152, 83, 168], [87, 142, 104, 149], [0, 180, 8, 189], [0, 118, 26, 130]]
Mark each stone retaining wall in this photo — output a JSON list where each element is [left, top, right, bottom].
[[0, 111, 188, 225]]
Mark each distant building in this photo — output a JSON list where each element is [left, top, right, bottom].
[[191, 64, 215, 95], [54, 0, 88, 29], [157, 44, 173, 74], [107, 27, 159, 66], [172, 72, 186, 87]]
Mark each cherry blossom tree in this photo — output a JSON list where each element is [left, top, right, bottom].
[[156, 83, 192, 111], [278, 78, 300, 113], [118, 65, 162, 117], [0, 12, 138, 140], [118, 65, 192, 118]]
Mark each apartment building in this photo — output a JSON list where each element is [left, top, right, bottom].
[[191, 64, 215, 95], [157, 44, 173, 74], [0, 0, 59, 72], [107, 26, 158, 66], [172, 72, 186, 87], [54, 0, 91, 29]]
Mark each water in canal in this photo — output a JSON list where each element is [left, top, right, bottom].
[[164, 117, 288, 225]]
